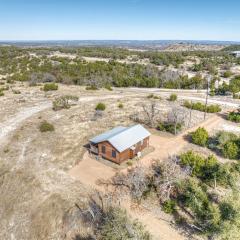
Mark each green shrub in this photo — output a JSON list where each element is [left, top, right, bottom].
[[206, 104, 222, 113], [95, 102, 106, 111], [223, 71, 233, 78], [39, 121, 55, 132], [227, 111, 240, 123], [86, 85, 98, 90], [219, 202, 237, 221], [229, 75, 240, 94], [233, 94, 240, 99], [191, 127, 209, 146], [99, 207, 151, 240], [222, 141, 238, 159], [168, 93, 177, 101], [162, 200, 176, 214], [105, 84, 113, 91], [216, 131, 238, 146], [126, 160, 133, 166], [118, 103, 124, 109], [12, 89, 21, 94], [180, 151, 206, 176], [147, 94, 161, 99], [52, 95, 79, 111], [180, 151, 233, 186], [177, 179, 221, 234], [0, 91, 4, 96], [157, 122, 182, 134], [147, 93, 154, 98], [43, 83, 58, 91], [0, 86, 9, 92]]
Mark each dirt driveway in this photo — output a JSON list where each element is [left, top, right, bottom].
[[69, 113, 225, 186]]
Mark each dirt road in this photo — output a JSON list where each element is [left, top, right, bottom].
[[124, 87, 239, 108], [0, 93, 133, 144], [0, 101, 51, 143]]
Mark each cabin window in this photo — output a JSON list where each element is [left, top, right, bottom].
[[112, 150, 116, 158], [102, 146, 106, 154]]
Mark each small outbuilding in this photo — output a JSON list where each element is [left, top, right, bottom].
[[89, 124, 151, 164]]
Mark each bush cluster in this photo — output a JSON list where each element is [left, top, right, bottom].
[[180, 151, 235, 187], [192, 129, 240, 160], [213, 131, 240, 160], [157, 122, 182, 134], [177, 179, 221, 234], [52, 95, 79, 111], [227, 111, 240, 123], [222, 141, 239, 159], [184, 101, 221, 113], [111, 150, 240, 238], [162, 200, 176, 214], [98, 206, 151, 240], [147, 93, 161, 99]]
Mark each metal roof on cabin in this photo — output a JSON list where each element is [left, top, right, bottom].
[[89, 124, 151, 152], [89, 126, 127, 144]]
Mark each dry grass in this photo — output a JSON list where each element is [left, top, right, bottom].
[[0, 81, 237, 240]]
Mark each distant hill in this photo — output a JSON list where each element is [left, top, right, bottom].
[[0, 40, 240, 50]]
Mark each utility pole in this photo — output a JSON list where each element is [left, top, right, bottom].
[[188, 100, 193, 128], [204, 76, 211, 120]]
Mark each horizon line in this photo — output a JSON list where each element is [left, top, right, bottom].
[[0, 39, 240, 43]]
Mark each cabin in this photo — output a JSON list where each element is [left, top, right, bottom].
[[89, 124, 151, 164]]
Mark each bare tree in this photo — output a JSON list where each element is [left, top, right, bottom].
[[168, 106, 187, 135], [151, 155, 190, 201], [29, 72, 56, 86], [98, 164, 150, 201], [142, 101, 160, 128], [99, 156, 189, 204]]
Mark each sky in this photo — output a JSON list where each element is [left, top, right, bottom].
[[0, 0, 240, 41]]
